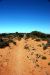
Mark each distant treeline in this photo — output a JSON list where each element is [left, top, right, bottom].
[[0, 31, 50, 40]]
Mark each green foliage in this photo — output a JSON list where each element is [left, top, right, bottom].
[[25, 33, 31, 39], [18, 33, 24, 38], [0, 38, 9, 48], [0, 31, 50, 40], [7, 39, 16, 45], [31, 31, 47, 39], [42, 38, 50, 50], [0, 38, 16, 48]]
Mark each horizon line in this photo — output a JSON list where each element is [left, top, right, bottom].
[[0, 30, 50, 35]]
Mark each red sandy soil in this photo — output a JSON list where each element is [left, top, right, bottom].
[[0, 38, 50, 75]]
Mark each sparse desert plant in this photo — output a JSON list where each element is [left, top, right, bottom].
[[24, 45, 29, 50], [46, 38, 50, 47], [42, 39, 50, 50], [27, 56, 29, 58], [15, 32, 19, 36], [36, 54, 41, 58], [25, 33, 31, 39], [31, 31, 48, 40], [48, 62, 50, 65], [36, 64, 39, 67], [16, 33, 24, 41], [36, 59, 38, 62], [7, 35, 14, 39], [18, 33, 24, 38], [17, 37, 21, 41], [41, 38, 47, 41], [42, 56, 47, 60], [32, 48, 35, 50], [43, 44, 47, 50], [7, 39, 16, 45], [42, 43, 45, 46], [12, 41, 16, 45], [0, 38, 16, 48], [35, 38, 41, 41], [0, 31, 50, 40], [0, 40, 9, 48], [0, 38, 3, 42], [1, 33, 7, 37], [31, 31, 45, 37], [38, 44, 42, 47]]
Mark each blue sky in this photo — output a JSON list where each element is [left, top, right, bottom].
[[0, 0, 50, 33]]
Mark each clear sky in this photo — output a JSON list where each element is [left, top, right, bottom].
[[0, 0, 50, 33]]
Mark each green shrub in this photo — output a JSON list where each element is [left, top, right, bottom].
[[7, 39, 16, 45], [0, 41, 9, 48], [0, 38, 16, 48], [31, 31, 47, 38], [25, 33, 30, 39], [42, 43, 45, 46]]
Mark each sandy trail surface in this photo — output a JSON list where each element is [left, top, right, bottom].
[[0, 38, 50, 75]]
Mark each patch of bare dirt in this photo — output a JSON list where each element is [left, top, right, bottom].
[[0, 38, 50, 75]]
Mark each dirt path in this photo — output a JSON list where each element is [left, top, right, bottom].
[[14, 39, 34, 75], [0, 39, 50, 75], [10, 39, 34, 75]]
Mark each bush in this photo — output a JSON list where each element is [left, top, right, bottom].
[[48, 62, 50, 65], [0, 41, 9, 48], [35, 38, 41, 41], [25, 33, 30, 39], [38, 44, 42, 47], [24, 45, 29, 50], [42, 56, 47, 60], [43, 44, 47, 50], [36, 64, 39, 67], [46, 38, 50, 47], [42, 43, 45, 46], [7, 39, 16, 45], [1, 33, 7, 37], [42, 38, 50, 50], [17, 37, 21, 41], [18, 33, 24, 38], [7, 35, 14, 39], [31, 31, 46, 38], [0, 38, 16, 48], [0, 38, 3, 42], [0, 31, 50, 40], [36, 54, 41, 58]]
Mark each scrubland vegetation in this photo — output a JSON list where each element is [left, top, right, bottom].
[[0, 31, 50, 48], [0, 31, 50, 75]]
